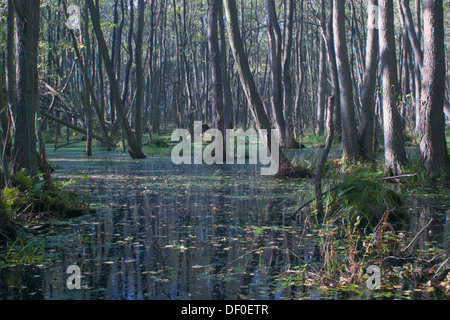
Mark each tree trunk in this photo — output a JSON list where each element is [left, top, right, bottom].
[[419, 0, 446, 179], [135, 0, 146, 150], [208, 0, 225, 136], [325, 0, 341, 140], [83, 3, 93, 157], [219, 3, 233, 130], [333, 0, 360, 162], [316, 25, 327, 137], [267, 0, 286, 147], [13, 0, 40, 175], [87, 0, 146, 159], [358, 0, 379, 160], [6, 0, 17, 123], [283, 0, 295, 146], [314, 95, 335, 218], [223, 0, 276, 157], [379, 0, 407, 175]]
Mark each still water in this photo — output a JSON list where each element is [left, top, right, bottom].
[[0, 146, 448, 300]]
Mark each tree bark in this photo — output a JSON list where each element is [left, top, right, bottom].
[[223, 0, 276, 157], [419, 0, 447, 179], [283, 0, 295, 147], [267, 0, 286, 147], [6, 0, 17, 123], [83, 3, 93, 157], [325, 0, 341, 139], [135, 0, 146, 150], [333, 0, 360, 162], [316, 26, 327, 137], [208, 0, 225, 135], [13, 0, 40, 175], [379, 0, 407, 175], [358, 0, 379, 161]]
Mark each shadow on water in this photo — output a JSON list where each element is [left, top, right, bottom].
[[0, 145, 448, 300], [0, 146, 311, 300]]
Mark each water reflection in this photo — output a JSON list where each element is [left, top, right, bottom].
[[1, 148, 448, 300], [1, 149, 307, 300]]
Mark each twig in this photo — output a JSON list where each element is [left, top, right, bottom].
[[433, 256, 450, 279], [380, 173, 417, 181], [401, 218, 434, 253], [289, 185, 340, 220]]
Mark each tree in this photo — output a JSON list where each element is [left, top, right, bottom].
[[419, 0, 447, 179], [333, 0, 360, 162], [12, 0, 41, 175], [283, 0, 295, 147], [379, 0, 407, 175], [324, 0, 341, 140], [358, 0, 379, 161], [223, 0, 291, 172], [208, 0, 225, 138], [222, 0, 273, 144], [267, 0, 286, 147], [135, 0, 146, 150], [86, 0, 146, 159], [316, 0, 327, 137]]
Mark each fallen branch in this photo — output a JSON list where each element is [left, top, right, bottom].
[[401, 218, 434, 253], [41, 110, 108, 145], [380, 173, 418, 181], [54, 139, 85, 151]]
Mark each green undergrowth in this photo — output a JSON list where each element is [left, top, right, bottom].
[[285, 159, 450, 298], [0, 170, 92, 244]]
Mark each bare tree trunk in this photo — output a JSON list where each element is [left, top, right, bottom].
[[419, 0, 446, 179], [110, 0, 124, 124], [83, 3, 93, 157], [314, 95, 335, 219], [333, 0, 360, 162], [294, 0, 305, 140], [134, 0, 146, 150], [223, 0, 274, 154], [13, 0, 40, 175], [316, 26, 327, 137], [283, 0, 295, 146], [325, 0, 341, 140], [6, 0, 16, 123], [379, 0, 407, 175], [219, 3, 233, 129], [358, 0, 379, 161], [122, 0, 134, 112], [87, 0, 146, 159], [400, 0, 450, 124], [208, 0, 225, 136], [267, 0, 286, 147]]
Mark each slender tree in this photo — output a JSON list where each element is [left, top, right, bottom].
[[283, 0, 295, 147], [86, 0, 146, 159], [208, 0, 225, 137], [267, 0, 286, 146], [135, 0, 146, 150]]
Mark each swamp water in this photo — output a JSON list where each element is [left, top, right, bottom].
[[0, 145, 449, 300]]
